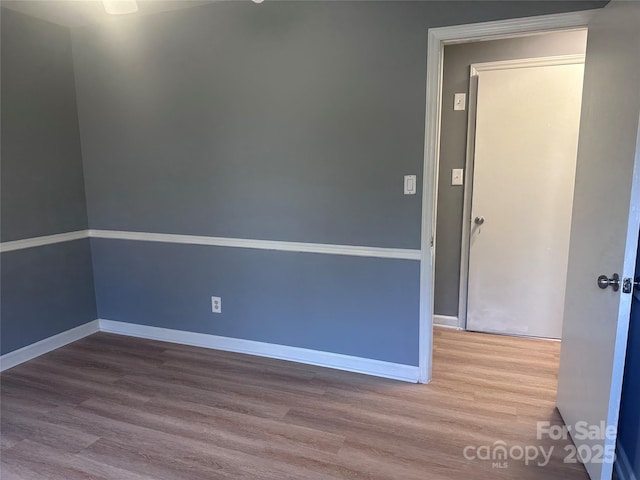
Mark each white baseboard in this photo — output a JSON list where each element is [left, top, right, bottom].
[[0, 318, 419, 382], [433, 315, 461, 329], [0, 320, 100, 372], [99, 319, 419, 383], [616, 444, 639, 480]]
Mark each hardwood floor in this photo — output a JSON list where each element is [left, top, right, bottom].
[[0, 328, 589, 479]]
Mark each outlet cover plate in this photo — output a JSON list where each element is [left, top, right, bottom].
[[211, 296, 222, 313]]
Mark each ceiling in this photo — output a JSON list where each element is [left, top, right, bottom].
[[0, 0, 221, 27]]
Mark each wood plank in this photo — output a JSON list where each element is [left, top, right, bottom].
[[1, 439, 157, 480], [0, 329, 589, 479]]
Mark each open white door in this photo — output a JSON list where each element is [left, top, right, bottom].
[[556, 2, 640, 480]]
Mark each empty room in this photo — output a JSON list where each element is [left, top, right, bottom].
[[1, 1, 639, 480]]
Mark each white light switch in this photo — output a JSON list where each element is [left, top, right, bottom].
[[451, 168, 464, 186], [454, 93, 466, 111], [404, 175, 417, 195]]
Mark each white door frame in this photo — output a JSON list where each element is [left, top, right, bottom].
[[418, 9, 599, 383]]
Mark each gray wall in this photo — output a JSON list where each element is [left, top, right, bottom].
[[434, 30, 588, 317], [72, 1, 603, 366], [1, 8, 89, 242], [1, 240, 97, 353], [73, 2, 600, 248], [91, 239, 420, 365], [0, 9, 97, 354]]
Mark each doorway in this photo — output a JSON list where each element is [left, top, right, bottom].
[[431, 30, 588, 338], [420, 5, 640, 480], [417, 11, 596, 384]]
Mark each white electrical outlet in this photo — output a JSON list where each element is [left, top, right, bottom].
[[211, 296, 222, 313]]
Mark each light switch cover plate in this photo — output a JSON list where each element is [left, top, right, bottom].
[[404, 175, 417, 195], [454, 93, 466, 111], [451, 168, 464, 186]]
